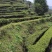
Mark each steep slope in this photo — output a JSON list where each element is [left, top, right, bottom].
[[0, 19, 52, 52]]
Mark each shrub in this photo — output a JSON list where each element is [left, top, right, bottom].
[[28, 27, 52, 52]]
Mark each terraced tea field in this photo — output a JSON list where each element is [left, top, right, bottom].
[[28, 27, 52, 52], [0, 16, 52, 27], [0, 18, 52, 52], [0, 0, 52, 52]]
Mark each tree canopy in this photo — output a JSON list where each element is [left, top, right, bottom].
[[34, 0, 48, 15]]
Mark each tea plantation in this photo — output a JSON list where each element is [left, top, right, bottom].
[[0, 0, 52, 52]]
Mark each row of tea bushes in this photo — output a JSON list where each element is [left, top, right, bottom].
[[0, 16, 42, 27], [28, 27, 52, 52], [0, 16, 52, 27], [26, 28, 48, 46]]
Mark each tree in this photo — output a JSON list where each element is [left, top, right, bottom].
[[34, 0, 48, 15]]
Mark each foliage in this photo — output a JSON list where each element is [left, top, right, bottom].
[[34, 0, 48, 15], [0, 17, 52, 52], [0, 16, 42, 27], [28, 27, 52, 52]]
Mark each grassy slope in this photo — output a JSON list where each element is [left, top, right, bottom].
[[28, 27, 52, 52], [0, 19, 52, 52], [0, 24, 23, 52]]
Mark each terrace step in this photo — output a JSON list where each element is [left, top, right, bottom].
[[0, 0, 28, 17], [33, 29, 48, 45]]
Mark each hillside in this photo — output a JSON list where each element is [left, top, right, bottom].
[[0, 17, 52, 52], [0, 0, 52, 52]]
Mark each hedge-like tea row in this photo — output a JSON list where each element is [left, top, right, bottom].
[[28, 27, 52, 52], [26, 28, 48, 46], [0, 16, 52, 27], [0, 16, 42, 27]]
